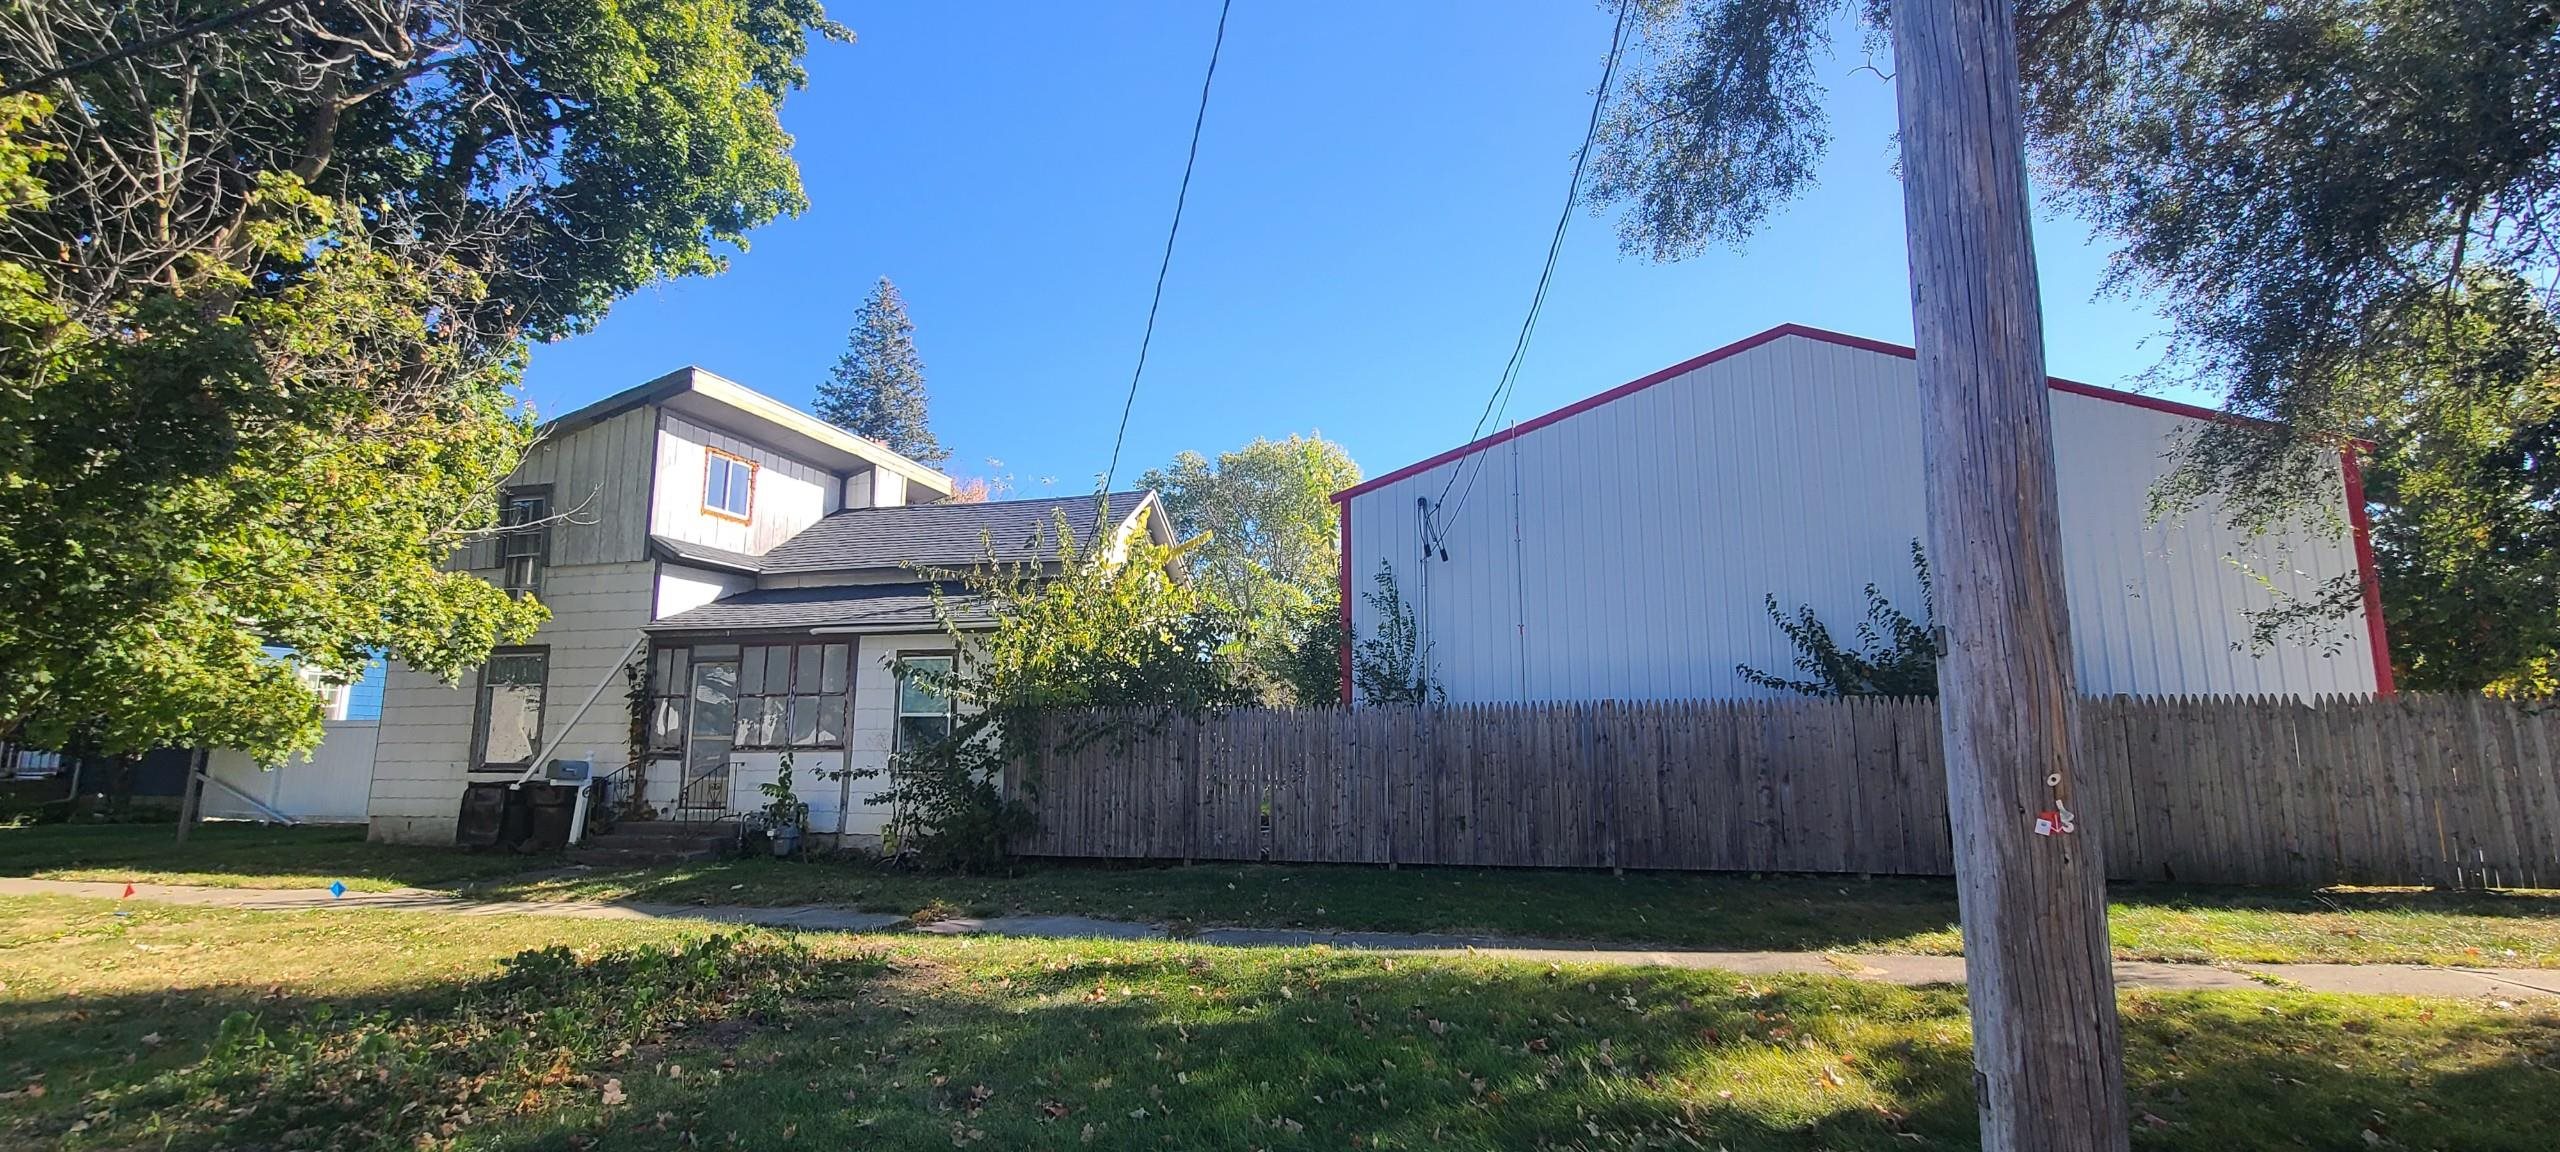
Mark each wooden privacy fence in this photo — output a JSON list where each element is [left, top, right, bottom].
[[1004, 694, 2560, 887]]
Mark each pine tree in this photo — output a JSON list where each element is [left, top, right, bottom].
[[816, 278, 949, 465]]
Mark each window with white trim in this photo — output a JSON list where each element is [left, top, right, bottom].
[[894, 653, 956, 754]]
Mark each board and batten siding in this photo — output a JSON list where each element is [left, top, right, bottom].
[[651, 414, 839, 555], [462, 405, 657, 570], [368, 560, 655, 843], [1342, 330, 2381, 705]]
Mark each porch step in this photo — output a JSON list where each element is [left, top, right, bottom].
[[568, 820, 737, 866], [565, 844, 720, 867]]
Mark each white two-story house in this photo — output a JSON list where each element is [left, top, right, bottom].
[[365, 366, 1170, 846]]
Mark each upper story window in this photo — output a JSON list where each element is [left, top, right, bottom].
[[498, 488, 549, 597], [703, 449, 755, 522]]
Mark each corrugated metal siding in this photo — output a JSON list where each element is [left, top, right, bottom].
[[650, 414, 840, 555], [1345, 334, 2378, 704]]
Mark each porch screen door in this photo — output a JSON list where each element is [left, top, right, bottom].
[[681, 657, 738, 813]]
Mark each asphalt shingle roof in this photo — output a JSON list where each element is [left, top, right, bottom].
[[645, 582, 986, 634], [649, 535, 765, 574], [755, 492, 1154, 576]]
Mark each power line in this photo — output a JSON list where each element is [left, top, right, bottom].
[[1430, 0, 1634, 533], [1099, 0, 1234, 497]]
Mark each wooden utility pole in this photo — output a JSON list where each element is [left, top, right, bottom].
[[1889, 0, 2130, 1146]]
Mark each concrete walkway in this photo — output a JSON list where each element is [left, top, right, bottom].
[[9, 877, 2558, 1002]]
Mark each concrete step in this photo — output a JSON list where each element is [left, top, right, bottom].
[[567, 820, 736, 867], [565, 844, 719, 867], [588, 820, 737, 844]]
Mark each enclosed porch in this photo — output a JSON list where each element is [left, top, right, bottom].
[[631, 583, 966, 845]]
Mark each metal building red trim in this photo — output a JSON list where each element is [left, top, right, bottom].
[[1332, 323, 2394, 701]]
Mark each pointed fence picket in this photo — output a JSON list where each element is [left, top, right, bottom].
[[1004, 695, 2560, 887]]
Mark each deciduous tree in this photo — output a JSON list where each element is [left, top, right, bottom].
[[1142, 435, 1361, 706], [0, 0, 846, 758]]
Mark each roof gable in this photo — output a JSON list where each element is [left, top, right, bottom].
[[543, 366, 956, 499], [1335, 324, 2267, 503], [755, 491, 1166, 576]]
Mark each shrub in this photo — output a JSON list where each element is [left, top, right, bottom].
[[1738, 541, 1939, 697], [855, 504, 1250, 870]]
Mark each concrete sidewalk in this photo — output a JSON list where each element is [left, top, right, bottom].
[[9, 876, 2558, 1002]]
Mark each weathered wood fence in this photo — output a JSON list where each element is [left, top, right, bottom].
[[1005, 695, 2560, 887]]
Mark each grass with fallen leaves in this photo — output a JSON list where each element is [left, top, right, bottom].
[[0, 822, 540, 892], [12, 823, 2560, 966], [490, 854, 2560, 967], [1, 894, 2555, 1151]]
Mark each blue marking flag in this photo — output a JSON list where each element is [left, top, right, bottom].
[[329, 881, 346, 899]]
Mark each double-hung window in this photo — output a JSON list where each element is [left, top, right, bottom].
[[497, 487, 549, 597], [703, 449, 755, 521], [735, 641, 851, 750], [895, 654, 957, 754], [471, 648, 549, 771]]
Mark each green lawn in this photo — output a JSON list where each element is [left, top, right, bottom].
[[11, 823, 2560, 967], [0, 821, 543, 892], [0, 895, 2553, 1151], [491, 854, 2560, 967]]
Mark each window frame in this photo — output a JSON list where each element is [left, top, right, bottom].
[[701, 448, 756, 523], [496, 485, 552, 597], [469, 645, 551, 773], [732, 639, 853, 751], [643, 646, 692, 758], [892, 650, 959, 756]]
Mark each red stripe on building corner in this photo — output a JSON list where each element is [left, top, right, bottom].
[[1337, 496, 1353, 706], [2340, 446, 2396, 695]]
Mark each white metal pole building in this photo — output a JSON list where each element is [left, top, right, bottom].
[[1334, 325, 2388, 706]]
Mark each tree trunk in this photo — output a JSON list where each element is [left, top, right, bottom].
[[1889, 0, 2131, 1147]]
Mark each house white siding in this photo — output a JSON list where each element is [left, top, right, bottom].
[[655, 563, 756, 619], [1342, 331, 2381, 705], [625, 632, 945, 843], [650, 415, 840, 555], [839, 633, 953, 841], [368, 561, 655, 843]]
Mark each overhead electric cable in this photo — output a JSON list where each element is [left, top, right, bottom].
[[1099, 0, 1234, 500], [1430, 0, 1635, 533]]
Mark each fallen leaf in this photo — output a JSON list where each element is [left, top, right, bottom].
[[600, 1079, 626, 1107]]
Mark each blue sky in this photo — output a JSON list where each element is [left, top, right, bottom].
[[524, 2, 2183, 493]]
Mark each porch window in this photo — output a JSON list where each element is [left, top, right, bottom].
[[644, 647, 690, 754], [471, 648, 549, 771], [497, 487, 550, 597], [735, 641, 850, 750], [895, 653, 957, 753], [703, 449, 755, 521]]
